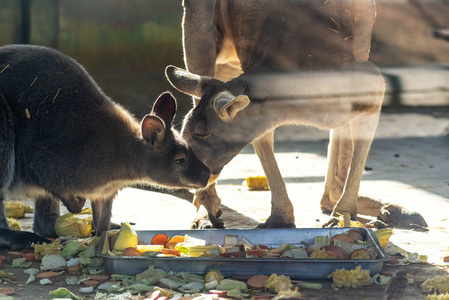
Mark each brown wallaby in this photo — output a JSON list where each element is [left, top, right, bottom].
[[165, 0, 428, 229], [0, 44, 210, 250]]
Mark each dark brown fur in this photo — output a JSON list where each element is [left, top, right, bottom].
[[0, 45, 210, 249]]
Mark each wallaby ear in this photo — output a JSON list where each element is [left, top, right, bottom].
[[165, 65, 215, 98], [213, 92, 250, 121], [151, 92, 177, 126], [141, 115, 165, 147]]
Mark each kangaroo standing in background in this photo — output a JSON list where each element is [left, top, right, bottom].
[[0, 45, 210, 249], [166, 0, 427, 229]]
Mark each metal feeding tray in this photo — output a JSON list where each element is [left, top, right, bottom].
[[98, 227, 389, 280]]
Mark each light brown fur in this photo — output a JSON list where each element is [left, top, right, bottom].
[[168, 0, 427, 229]]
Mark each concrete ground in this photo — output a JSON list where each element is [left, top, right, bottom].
[[7, 105, 449, 299]]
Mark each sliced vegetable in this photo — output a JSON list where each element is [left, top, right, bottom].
[[224, 235, 239, 246], [136, 266, 167, 285], [281, 248, 308, 259], [308, 235, 329, 250], [159, 277, 184, 289], [111, 222, 138, 251], [330, 233, 355, 244], [350, 249, 371, 259], [329, 265, 370, 288], [205, 270, 224, 283], [12, 257, 32, 268], [160, 248, 181, 256], [33, 241, 61, 261], [4, 201, 33, 218], [165, 235, 185, 249], [420, 276, 449, 294], [0, 288, 15, 296], [128, 283, 154, 293], [179, 280, 204, 292], [7, 218, 21, 231], [249, 249, 264, 258], [49, 287, 82, 299], [227, 287, 245, 298], [264, 274, 292, 293], [154, 286, 176, 298], [374, 228, 393, 248], [122, 247, 141, 256], [22, 252, 35, 262], [218, 279, 248, 292], [245, 176, 269, 190], [55, 208, 92, 238], [204, 279, 220, 290], [322, 245, 350, 259], [247, 274, 269, 289], [61, 241, 82, 259], [151, 233, 169, 247], [295, 280, 322, 290], [272, 243, 295, 254], [347, 229, 364, 241], [40, 254, 67, 271], [136, 244, 164, 253]]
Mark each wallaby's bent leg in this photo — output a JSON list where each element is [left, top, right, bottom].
[[253, 131, 295, 228], [33, 196, 60, 238], [91, 198, 113, 236], [331, 111, 380, 218], [191, 182, 224, 229], [320, 124, 354, 213], [328, 62, 385, 218]]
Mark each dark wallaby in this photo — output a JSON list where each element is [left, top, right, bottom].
[[0, 44, 210, 250]]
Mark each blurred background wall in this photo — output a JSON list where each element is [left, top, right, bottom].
[[1, 0, 449, 123]]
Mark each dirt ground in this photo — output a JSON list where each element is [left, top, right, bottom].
[[1, 106, 449, 299]]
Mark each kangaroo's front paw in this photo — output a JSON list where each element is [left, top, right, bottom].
[[256, 214, 296, 229], [320, 195, 335, 215], [191, 206, 224, 229], [379, 204, 428, 229]]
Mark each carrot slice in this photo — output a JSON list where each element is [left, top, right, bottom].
[[165, 235, 185, 249], [161, 248, 181, 256], [151, 233, 169, 247]]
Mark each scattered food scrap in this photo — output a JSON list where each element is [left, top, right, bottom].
[[329, 265, 371, 288], [4, 201, 33, 219], [421, 276, 449, 294], [245, 176, 269, 190], [55, 207, 92, 238]]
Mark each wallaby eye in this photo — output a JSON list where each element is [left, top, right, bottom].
[[175, 153, 186, 164], [194, 132, 211, 140]]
